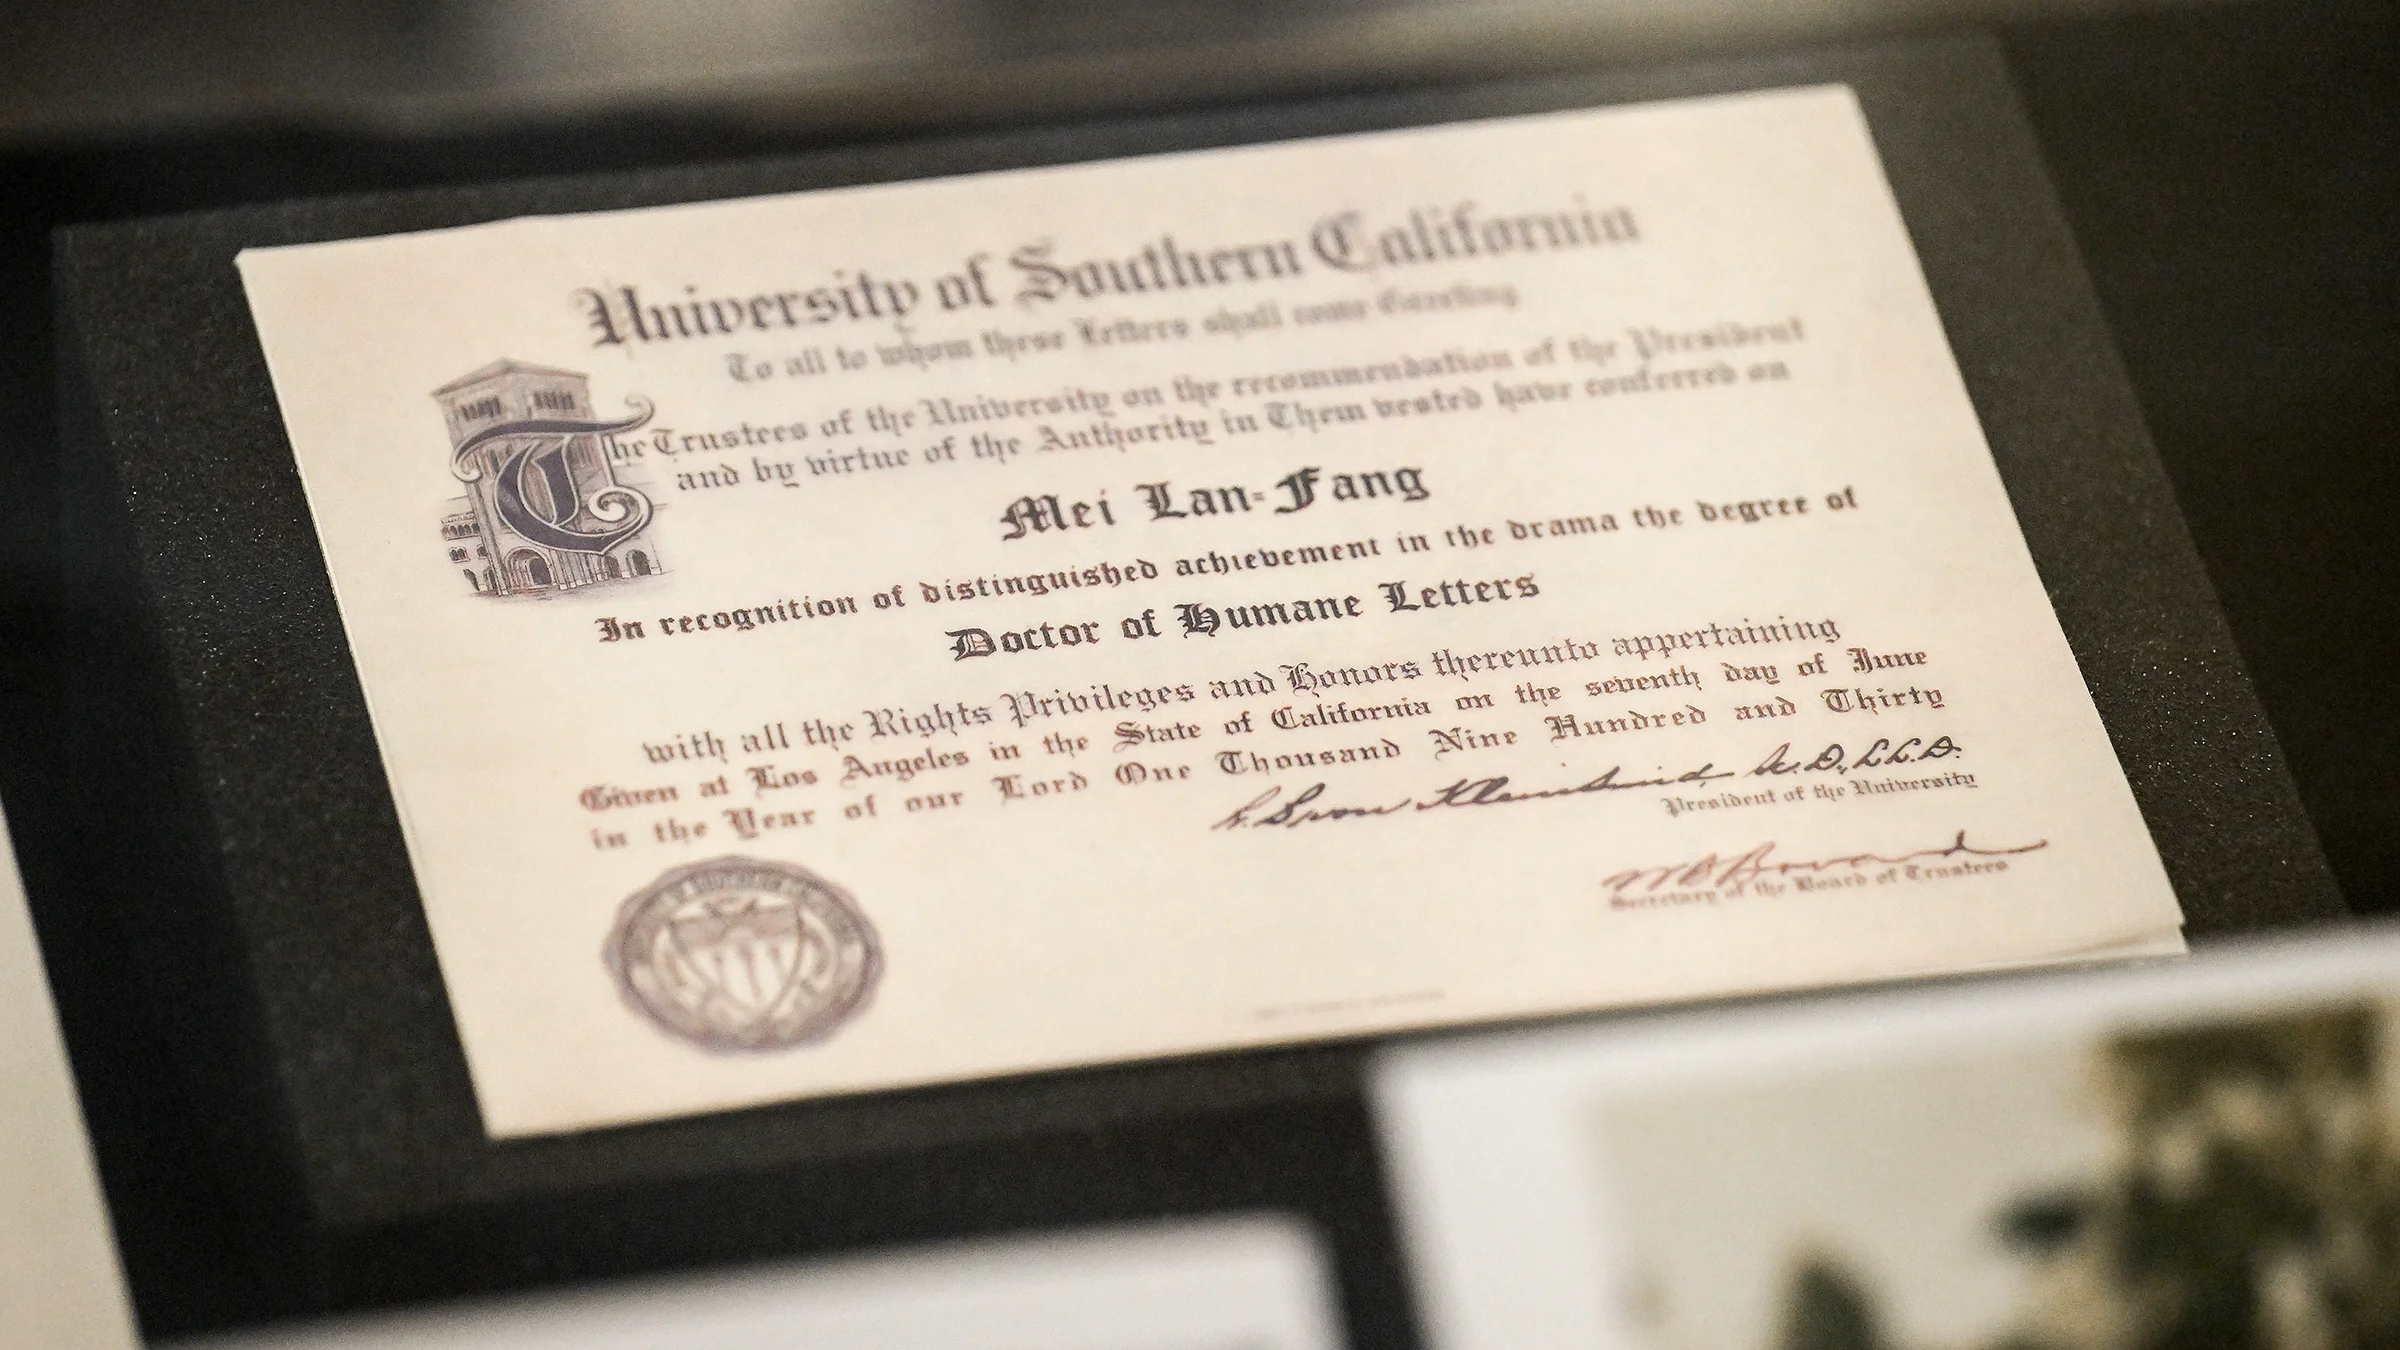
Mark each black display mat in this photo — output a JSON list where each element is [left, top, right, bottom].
[[52, 32, 2343, 1343]]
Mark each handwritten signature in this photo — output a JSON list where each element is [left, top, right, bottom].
[[1601, 830, 2050, 898], [1211, 782, 1414, 829], [1210, 739, 1970, 831], [1211, 761, 1737, 830]]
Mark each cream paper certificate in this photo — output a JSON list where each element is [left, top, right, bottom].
[[238, 84, 2184, 1138]]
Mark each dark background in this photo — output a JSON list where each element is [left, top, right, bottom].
[[3, 0, 2393, 1340]]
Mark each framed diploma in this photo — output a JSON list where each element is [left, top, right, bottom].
[[232, 76, 2197, 1138], [55, 32, 2338, 1327]]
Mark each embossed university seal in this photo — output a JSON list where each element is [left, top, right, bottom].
[[605, 857, 880, 1051]]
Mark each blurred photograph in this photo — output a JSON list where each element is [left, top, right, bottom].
[[1377, 929, 2400, 1350], [1599, 1001, 2400, 1350]]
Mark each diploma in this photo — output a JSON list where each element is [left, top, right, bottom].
[[236, 83, 2183, 1138]]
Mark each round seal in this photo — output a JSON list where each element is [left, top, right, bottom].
[[604, 856, 880, 1051]]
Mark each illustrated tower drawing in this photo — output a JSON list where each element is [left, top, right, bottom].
[[434, 359, 659, 597]]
